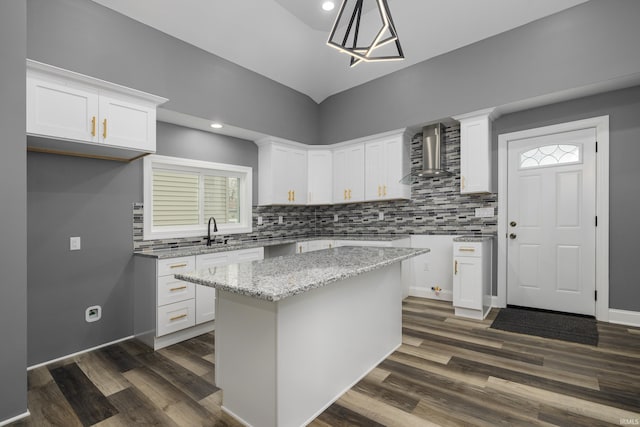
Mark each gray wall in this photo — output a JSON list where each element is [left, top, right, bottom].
[[26, 122, 260, 365], [0, 0, 28, 421], [494, 85, 640, 312], [319, 0, 640, 144], [26, 0, 320, 145]]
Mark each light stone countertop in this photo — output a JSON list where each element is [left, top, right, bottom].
[[452, 235, 495, 242], [175, 246, 429, 302], [134, 234, 411, 259]]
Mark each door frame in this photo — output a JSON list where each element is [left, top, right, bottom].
[[497, 116, 609, 321]]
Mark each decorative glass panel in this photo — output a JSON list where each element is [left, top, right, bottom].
[[520, 144, 580, 169]]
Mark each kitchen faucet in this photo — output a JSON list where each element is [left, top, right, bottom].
[[206, 216, 218, 246]]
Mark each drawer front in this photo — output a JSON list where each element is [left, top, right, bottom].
[[453, 242, 483, 257], [158, 276, 195, 306], [157, 299, 196, 337], [235, 247, 264, 262], [157, 256, 196, 277]]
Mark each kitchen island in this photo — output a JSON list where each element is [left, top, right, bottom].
[[176, 246, 428, 427]]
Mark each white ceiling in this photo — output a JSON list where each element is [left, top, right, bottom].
[[91, 0, 588, 103]]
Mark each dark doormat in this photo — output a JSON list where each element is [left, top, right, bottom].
[[490, 306, 598, 346]]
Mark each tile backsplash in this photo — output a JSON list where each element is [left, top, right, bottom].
[[133, 124, 497, 251]]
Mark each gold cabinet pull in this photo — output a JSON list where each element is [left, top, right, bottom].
[[344, 189, 347, 200], [348, 189, 352, 200], [287, 190, 291, 201], [103, 118, 108, 139], [383, 185, 387, 196], [459, 248, 475, 252], [170, 263, 187, 269], [377, 185, 381, 197], [299, 245, 303, 253], [91, 116, 96, 137], [292, 190, 295, 201], [169, 285, 188, 291], [454, 260, 458, 275], [170, 313, 187, 321]]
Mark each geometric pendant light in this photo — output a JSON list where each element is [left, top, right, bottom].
[[327, 0, 404, 67]]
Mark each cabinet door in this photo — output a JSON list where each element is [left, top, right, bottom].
[[459, 116, 491, 194], [365, 140, 385, 200], [27, 76, 99, 143], [307, 150, 332, 205], [99, 95, 155, 152], [333, 148, 348, 203], [195, 285, 216, 324], [453, 256, 482, 310], [270, 145, 307, 205], [384, 137, 410, 199], [346, 144, 365, 202], [288, 147, 308, 205]]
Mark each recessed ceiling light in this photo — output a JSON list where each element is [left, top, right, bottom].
[[210, 123, 223, 129], [322, 1, 335, 11]]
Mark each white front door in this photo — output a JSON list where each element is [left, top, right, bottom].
[[507, 128, 596, 315]]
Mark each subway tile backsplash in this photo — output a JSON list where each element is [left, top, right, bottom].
[[133, 124, 497, 251]]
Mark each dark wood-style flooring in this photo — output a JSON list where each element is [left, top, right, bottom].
[[10, 298, 640, 426]]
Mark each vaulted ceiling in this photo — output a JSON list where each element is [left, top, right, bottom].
[[91, 0, 588, 103]]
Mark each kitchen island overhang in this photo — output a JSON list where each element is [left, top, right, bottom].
[[176, 246, 429, 427]]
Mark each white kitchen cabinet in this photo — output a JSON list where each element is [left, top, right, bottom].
[[296, 240, 335, 253], [452, 239, 492, 320], [134, 247, 264, 350], [454, 108, 496, 194], [26, 60, 167, 161], [194, 248, 264, 324], [333, 144, 365, 203], [307, 149, 333, 205], [257, 139, 308, 205], [365, 131, 411, 201]]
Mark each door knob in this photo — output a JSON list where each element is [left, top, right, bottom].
[[509, 233, 517, 239], [510, 221, 517, 227]]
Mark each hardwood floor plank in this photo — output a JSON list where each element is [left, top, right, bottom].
[[27, 366, 54, 389], [382, 354, 488, 389], [396, 343, 452, 365], [74, 351, 131, 397], [17, 381, 84, 427], [403, 321, 505, 349], [537, 404, 616, 427], [402, 334, 424, 347], [338, 389, 439, 427], [158, 344, 215, 377], [106, 387, 178, 426], [486, 376, 640, 425], [315, 402, 386, 427], [353, 377, 420, 413], [121, 366, 183, 409], [48, 363, 118, 426], [97, 344, 143, 373], [135, 350, 218, 401]]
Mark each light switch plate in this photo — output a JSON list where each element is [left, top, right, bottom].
[[278, 216, 283, 224], [257, 216, 263, 225], [70, 236, 81, 251], [334, 214, 339, 222], [475, 207, 494, 218], [378, 212, 384, 220]]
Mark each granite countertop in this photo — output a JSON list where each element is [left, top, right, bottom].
[[453, 235, 495, 242], [175, 246, 429, 302], [134, 234, 411, 259]]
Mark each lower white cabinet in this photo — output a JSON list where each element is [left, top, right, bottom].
[[296, 240, 335, 253], [134, 247, 264, 350], [452, 240, 492, 320]]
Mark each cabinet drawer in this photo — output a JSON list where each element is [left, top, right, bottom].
[[453, 242, 483, 257], [157, 299, 196, 337], [235, 247, 265, 262], [157, 256, 196, 277], [158, 276, 195, 306]]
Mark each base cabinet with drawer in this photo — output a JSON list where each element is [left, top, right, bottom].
[[134, 247, 264, 350], [452, 239, 492, 320]]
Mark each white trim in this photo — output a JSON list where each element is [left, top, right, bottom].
[[151, 321, 215, 351], [497, 116, 609, 321], [27, 335, 134, 371], [409, 287, 453, 301], [608, 309, 640, 328], [0, 411, 30, 427], [491, 295, 503, 308]]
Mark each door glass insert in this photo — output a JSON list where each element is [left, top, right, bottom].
[[519, 144, 581, 169]]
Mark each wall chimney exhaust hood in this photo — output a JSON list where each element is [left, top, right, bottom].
[[401, 123, 451, 184]]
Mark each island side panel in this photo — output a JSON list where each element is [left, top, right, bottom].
[[276, 263, 402, 427], [215, 290, 278, 427]]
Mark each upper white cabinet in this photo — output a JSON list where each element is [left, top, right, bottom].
[[365, 130, 411, 201], [27, 60, 167, 161], [257, 139, 308, 205], [454, 108, 496, 194], [333, 144, 365, 203], [307, 149, 333, 205]]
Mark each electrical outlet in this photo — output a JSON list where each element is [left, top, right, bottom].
[[85, 305, 101, 322], [378, 212, 384, 220], [334, 214, 339, 222], [257, 216, 263, 225], [70, 236, 81, 251], [278, 216, 283, 224], [475, 207, 494, 218]]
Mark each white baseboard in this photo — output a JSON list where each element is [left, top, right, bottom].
[[27, 335, 134, 371], [409, 287, 452, 301], [608, 309, 640, 328], [152, 321, 215, 350], [0, 410, 30, 426]]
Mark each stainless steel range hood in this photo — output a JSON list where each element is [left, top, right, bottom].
[[401, 123, 451, 184]]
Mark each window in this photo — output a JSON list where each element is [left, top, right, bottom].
[[519, 144, 581, 169], [143, 155, 252, 240]]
